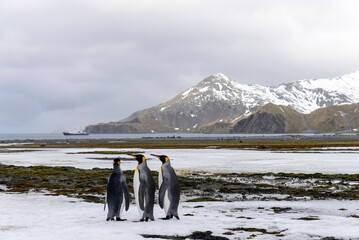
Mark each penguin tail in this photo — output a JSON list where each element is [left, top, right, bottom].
[[145, 211, 155, 221], [148, 214, 155, 221], [169, 207, 179, 220]]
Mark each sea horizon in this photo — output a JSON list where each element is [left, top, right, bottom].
[[0, 132, 354, 141]]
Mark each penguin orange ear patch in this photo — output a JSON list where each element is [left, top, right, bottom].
[[142, 156, 146, 163], [165, 157, 169, 162]]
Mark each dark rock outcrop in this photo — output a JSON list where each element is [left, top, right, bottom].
[[231, 112, 285, 133]]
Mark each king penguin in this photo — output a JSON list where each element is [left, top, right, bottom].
[[151, 154, 180, 220], [128, 154, 155, 221], [104, 158, 130, 221]]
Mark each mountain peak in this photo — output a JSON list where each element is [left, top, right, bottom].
[[340, 70, 359, 79], [198, 73, 232, 85], [211, 73, 231, 81]]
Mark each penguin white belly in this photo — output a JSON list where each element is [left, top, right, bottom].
[[164, 189, 170, 216], [159, 167, 170, 215], [120, 193, 125, 217], [134, 167, 143, 217], [158, 167, 163, 188]]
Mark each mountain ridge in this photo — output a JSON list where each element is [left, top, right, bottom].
[[85, 71, 359, 134]]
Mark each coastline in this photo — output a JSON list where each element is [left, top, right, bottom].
[[1, 132, 359, 149]]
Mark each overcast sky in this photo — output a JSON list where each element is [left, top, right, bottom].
[[1, 0, 359, 133]]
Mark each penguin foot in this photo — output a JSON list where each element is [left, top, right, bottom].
[[160, 215, 179, 220], [116, 217, 126, 221], [106, 217, 115, 221], [140, 217, 154, 222]]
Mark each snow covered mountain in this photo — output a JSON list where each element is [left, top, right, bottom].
[[175, 71, 359, 115], [85, 71, 359, 133], [270, 71, 359, 113]]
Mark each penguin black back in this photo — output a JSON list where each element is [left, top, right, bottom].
[[151, 154, 180, 220], [105, 158, 130, 221]]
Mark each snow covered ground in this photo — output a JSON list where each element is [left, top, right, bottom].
[[1, 192, 358, 240], [0, 147, 359, 174], [1, 147, 359, 239]]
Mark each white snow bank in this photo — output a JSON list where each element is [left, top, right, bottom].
[[1, 192, 358, 240]]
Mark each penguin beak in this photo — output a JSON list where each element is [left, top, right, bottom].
[[150, 154, 160, 159], [127, 154, 136, 162]]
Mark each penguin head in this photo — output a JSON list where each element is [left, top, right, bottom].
[[150, 154, 169, 164], [113, 158, 121, 166], [128, 154, 146, 164]]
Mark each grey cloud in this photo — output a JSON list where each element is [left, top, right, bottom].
[[0, 0, 359, 133]]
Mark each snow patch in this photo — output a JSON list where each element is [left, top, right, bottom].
[[338, 111, 345, 118], [180, 88, 193, 99], [1, 192, 359, 240], [1, 147, 359, 174], [199, 86, 210, 92]]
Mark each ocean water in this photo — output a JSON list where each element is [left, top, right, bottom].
[[0, 133, 320, 141]]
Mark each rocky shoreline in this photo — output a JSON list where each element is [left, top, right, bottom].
[[2, 133, 359, 150]]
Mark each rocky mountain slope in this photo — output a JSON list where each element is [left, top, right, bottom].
[[85, 72, 359, 134], [195, 103, 359, 134]]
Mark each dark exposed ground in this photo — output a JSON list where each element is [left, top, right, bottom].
[[1, 164, 358, 204], [142, 231, 230, 240], [1, 136, 359, 203]]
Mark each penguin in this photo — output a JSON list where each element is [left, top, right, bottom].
[[151, 154, 180, 220], [104, 158, 130, 221], [128, 154, 155, 221]]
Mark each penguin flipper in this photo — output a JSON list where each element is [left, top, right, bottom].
[[122, 181, 130, 211], [139, 179, 147, 211], [104, 175, 111, 211], [159, 178, 169, 209]]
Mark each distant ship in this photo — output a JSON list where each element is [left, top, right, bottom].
[[63, 130, 89, 136]]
